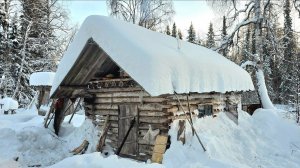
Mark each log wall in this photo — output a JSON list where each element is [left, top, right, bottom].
[[83, 78, 241, 161]]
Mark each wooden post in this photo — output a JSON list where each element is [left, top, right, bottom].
[[186, 95, 194, 136], [68, 98, 82, 124]]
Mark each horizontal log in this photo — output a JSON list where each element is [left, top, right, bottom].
[[139, 123, 169, 129], [86, 109, 119, 116], [138, 144, 154, 155], [107, 141, 118, 149], [139, 116, 170, 124], [107, 134, 118, 142], [165, 105, 197, 113], [88, 87, 144, 93], [86, 103, 171, 111], [166, 99, 215, 106], [90, 78, 133, 83], [94, 91, 150, 98], [93, 97, 166, 104], [168, 115, 197, 121], [138, 103, 172, 111], [166, 94, 213, 100], [97, 121, 118, 128], [139, 111, 170, 117], [165, 106, 179, 113], [96, 115, 119, 121], [86, 104, 119, 110]]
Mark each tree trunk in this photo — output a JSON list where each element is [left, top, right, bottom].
[[255, 67, 275, 109]]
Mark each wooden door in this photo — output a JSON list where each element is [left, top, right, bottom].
[[118, 104, 139, 156]]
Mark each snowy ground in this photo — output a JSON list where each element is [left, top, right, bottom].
[[0, 107, 300, 168]]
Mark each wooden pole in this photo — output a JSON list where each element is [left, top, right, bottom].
[[44, 100, 55, 128], [174, 92, 206, 152], [68, 98, 82, 124], [186, 94, 194, 136]]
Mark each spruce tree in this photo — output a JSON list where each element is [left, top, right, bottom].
[[242, 26, 251, 61], [206, 22, 215, 48], [280, 0, 296, 104], [171, 22, 177, 37], [178, 29, 183, 40], [187, 22, 196, 43], [220, 16, 228, 57], [165, 25, 171, 35]]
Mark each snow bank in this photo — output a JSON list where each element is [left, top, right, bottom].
[[0, 97, 18, 111], [50, 15, 254, 97], [2, 106, 300, 168], [164, 109, 300, 168], [29, 72, 55, 86], [0, 107, 93, 167], [49, 153, 163, 168]]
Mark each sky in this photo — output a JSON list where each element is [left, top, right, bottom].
[[61, 0, 300, 39], [60, 1, 217, 39]]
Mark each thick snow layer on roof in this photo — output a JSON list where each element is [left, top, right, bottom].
[[30, 72, 55, 86], [50, 15, 254, 97], [0, 97, 18, 111]]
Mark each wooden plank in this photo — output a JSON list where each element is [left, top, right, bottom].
[[72, 140, 89, 155], [70, 48, 105, 85], [63, 41, 95, 84], [151, 135, 168, 163]]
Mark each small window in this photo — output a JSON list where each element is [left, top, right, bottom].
[[198, 105, 213, 118]]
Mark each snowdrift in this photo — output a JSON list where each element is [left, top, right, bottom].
[[1, 108, 299, 168], [49, 109, 300, 168]]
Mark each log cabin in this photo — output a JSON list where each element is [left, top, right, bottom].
[[49, 16, 254, 161]]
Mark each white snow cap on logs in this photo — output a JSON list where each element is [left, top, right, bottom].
[[30, 72, 55, 86]]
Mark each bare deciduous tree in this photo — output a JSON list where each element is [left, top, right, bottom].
[[107, 0, 175, 30], [208, 0, 276, 109]]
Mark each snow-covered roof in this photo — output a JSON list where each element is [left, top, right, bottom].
[[30, 72, 55, 86], [50, 15, 254, 98]]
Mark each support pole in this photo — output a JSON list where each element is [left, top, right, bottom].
[[68, 98, 82, 124], [186, 94, 194, 135], [174, 92, 206, 152]]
